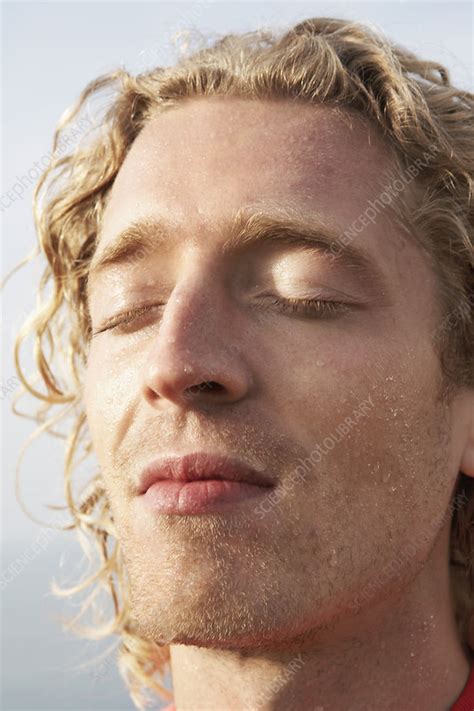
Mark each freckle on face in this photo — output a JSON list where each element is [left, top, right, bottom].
[[84, 97, 453, 649]]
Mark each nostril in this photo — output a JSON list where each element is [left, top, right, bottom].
[[187, 381, 223, 395]]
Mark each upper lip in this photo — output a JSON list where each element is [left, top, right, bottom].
[[137, 452, 275, 495]]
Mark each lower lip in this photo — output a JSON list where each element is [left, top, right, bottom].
[[141, 479, 272, 515]]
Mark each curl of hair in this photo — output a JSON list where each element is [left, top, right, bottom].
[[9, 17, 474, 707]]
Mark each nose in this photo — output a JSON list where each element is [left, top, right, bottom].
[[141, 281, 253, 409]]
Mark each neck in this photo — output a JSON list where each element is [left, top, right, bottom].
[[168, 526, 472, 710]]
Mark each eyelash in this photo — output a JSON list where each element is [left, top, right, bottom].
[[91, 297, 349, 337], [268, 297, 348, 318]]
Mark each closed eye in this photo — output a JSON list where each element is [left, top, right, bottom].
[[91, 303, 164, 337], [264, 296, 350, 318]]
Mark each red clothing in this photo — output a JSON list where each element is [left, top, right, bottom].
[[162, 663, 474, 710], [451, 661, 474, 710]]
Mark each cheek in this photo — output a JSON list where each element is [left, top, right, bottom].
[[263, 329, 388, 442], [266, 317, 438, 420], [269, 329, 448, 506], [284, 382, 450, 598], [83, 343, 140, 458]]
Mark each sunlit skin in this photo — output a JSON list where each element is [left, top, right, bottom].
[[83, 98, 474, 710]]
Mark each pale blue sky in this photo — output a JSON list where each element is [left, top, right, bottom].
[[2, 2, 473, 709]]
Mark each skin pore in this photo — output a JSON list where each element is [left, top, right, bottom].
[[83, 97, 474, 710]]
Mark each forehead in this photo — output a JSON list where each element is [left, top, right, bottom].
[[98, 97, 400, 250]]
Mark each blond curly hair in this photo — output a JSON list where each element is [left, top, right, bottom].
[[10, 17, 474, 709]]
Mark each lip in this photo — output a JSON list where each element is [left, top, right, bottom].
[[137, 452, 275, 515]]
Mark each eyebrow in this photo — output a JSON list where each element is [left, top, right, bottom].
[[87, 203, 389, 293]]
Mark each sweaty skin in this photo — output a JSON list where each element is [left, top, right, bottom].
[[84, 97, 474, 710]]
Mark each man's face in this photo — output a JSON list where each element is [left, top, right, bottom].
[[84, 97, 461, 649]]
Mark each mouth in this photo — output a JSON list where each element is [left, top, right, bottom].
[[137, 452, 275, 515]]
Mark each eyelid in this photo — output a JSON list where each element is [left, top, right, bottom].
[[91, 302, 163, 337], [267, 296, 350, 319], [253, 285, 356, 305]]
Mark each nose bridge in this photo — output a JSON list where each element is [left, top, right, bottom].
[[142, 267, 251, 407], [158, 271, 223, 353]]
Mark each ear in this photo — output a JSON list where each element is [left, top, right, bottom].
[[459, 391, 474, 478]]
